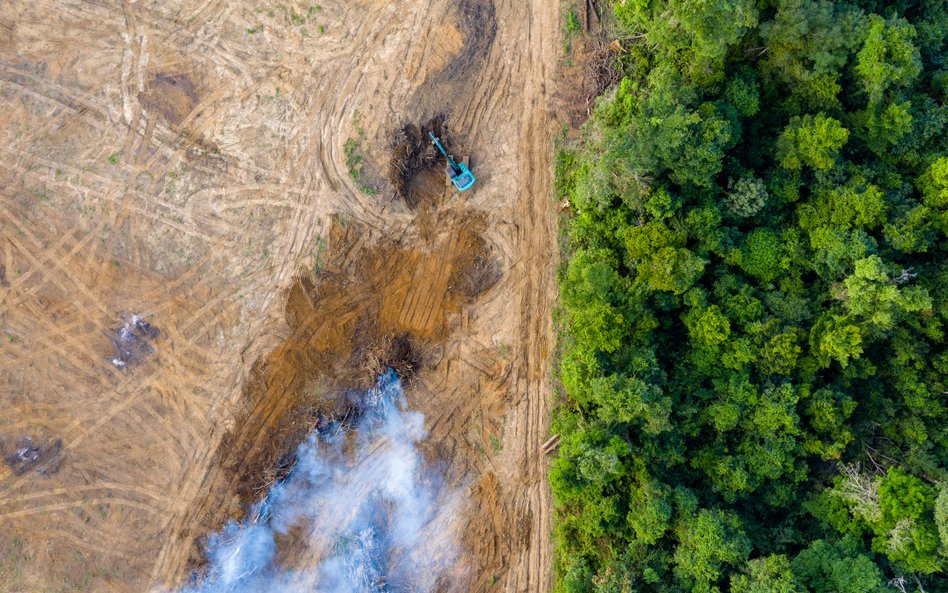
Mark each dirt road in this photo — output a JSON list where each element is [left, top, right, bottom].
[[0, 1, 559, 591]]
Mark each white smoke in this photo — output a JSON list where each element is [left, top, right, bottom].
[[173, 370, 462, 593]]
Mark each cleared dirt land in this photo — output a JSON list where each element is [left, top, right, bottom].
[[0, 1, 560, 591]]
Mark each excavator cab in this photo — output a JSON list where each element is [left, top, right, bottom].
[[428, 132, 476, 192]]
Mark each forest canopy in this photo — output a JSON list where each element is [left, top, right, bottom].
[[552, 0, 947, 591]]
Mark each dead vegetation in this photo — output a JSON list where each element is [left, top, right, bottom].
[[554, 1, 625, 128], [366, 333, 424, 384], [388, 117, 452, 209]]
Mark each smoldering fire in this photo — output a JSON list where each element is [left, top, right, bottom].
[[172, 370, 461, 593]]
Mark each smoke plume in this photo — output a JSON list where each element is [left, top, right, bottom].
[[173, 370, 461, 593]]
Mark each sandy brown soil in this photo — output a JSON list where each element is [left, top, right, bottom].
[[0, 1, 560, 592]]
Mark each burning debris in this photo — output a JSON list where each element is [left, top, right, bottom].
[[1, 435, 63, 477], [362, 333, 423, 388], [110, 313, 160, 368], [175, 370, 461, 593]]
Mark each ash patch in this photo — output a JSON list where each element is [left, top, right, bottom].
[[455, 0, 498, 68], [2, 435, 63, 477], [111, 313, 160, 369]]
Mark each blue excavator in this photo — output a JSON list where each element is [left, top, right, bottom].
[[428, 131, 475, 192]]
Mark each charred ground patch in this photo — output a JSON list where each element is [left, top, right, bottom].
[[139, 72, 199, 125], [436, 0, 497, 86], [448, 233, 502, 299], [110, 313, 160, 369], [1, 434, 63, 477]]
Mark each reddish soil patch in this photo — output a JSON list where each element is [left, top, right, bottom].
[[178, 210, 500, 572]]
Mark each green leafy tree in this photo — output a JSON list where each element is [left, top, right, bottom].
[[685, 304, 731, 350], [872, 467, 942, 573], [673, 509, 752, 593], [864, 100, 914, 153], [561, 249, 628, 352], [590, 374, 672, 434], [811, 316, 864, 368], [777, 114, 850, 171], [738, 228, 783, 283], [627, 480, 673, 545], [666, 0, 758, 62], [798, 177, 888, 231], [641, 246, 707, 294], [759, 331, 802, 376], [725, 175, 769, 218], [791, 538, 887, 593], [919, 157, 948, 208], [883, 204, 934, 253], [759, 0, 866, 111], [936, 484, 948, 553], [725, 73, 761, 117], [643, 78, 733, 186], [918, 156, 948, 236], [731, 555, 803, 593], [855, 15, 922, 105], [801, 389, 856, 459], [841, 255, 932, 334]]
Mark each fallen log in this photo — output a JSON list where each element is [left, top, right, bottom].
[[541, 434, 561, 456]]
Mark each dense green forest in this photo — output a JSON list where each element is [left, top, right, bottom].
[[551, 0, 947, 591]]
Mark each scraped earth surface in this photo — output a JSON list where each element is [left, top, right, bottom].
[[0, 1, 559, 592]]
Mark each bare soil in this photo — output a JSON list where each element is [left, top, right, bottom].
[[0, 1, 560, 592]]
